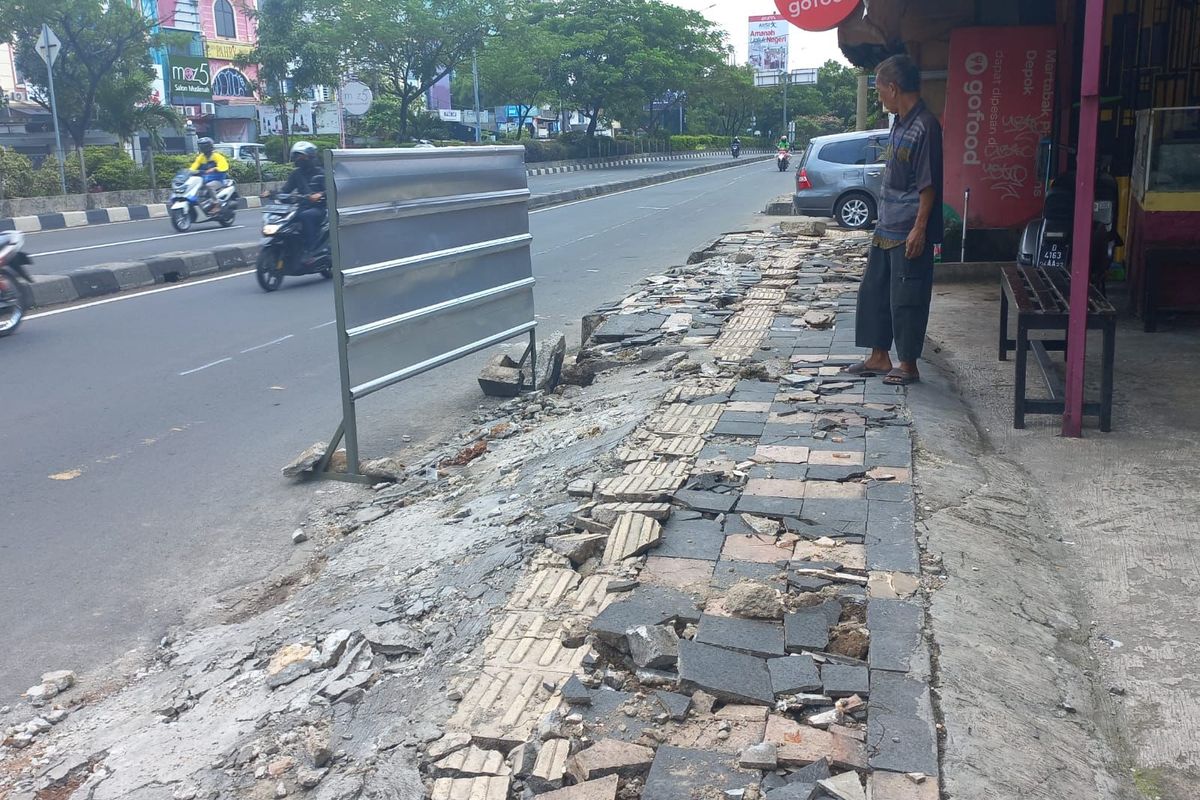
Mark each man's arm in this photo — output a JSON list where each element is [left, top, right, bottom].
[[907, 187, 935, 259]]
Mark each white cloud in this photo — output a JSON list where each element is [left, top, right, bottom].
[[667, 0, 849, 69]]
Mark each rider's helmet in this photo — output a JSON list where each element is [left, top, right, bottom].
[[290, 140, 318, 166], [198, 137, 214, 156]]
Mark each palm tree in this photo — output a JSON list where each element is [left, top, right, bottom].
[[98, 100, 184, 191]]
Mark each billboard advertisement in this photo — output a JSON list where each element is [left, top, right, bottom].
[[167, 55, 212, 100], [942, 26, 1057, 229], [749, 15, 789, 75]]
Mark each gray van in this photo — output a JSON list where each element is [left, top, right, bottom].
[[793, 129, 890, 230]]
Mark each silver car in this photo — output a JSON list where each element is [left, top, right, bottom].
[[793, 129, 889, 230]]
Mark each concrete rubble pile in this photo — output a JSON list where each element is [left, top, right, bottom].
[[424, 227, 937, 800], [0, 226, 936, 800]]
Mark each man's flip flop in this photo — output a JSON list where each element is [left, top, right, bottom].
[[843, 361, 885, 377], [883, 368, 920, 386]]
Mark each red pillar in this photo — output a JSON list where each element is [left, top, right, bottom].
[[1062, 0, 1105, 437]]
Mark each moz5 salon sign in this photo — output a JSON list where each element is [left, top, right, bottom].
[[168, 55, 213, 100]]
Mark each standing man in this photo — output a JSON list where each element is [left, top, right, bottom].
[[847, 54, 943, 385]]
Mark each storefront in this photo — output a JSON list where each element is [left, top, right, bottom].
[[832, 0, 1200, 436]]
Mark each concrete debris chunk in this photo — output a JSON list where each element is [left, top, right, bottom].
[[602, 513, 663, 562], [478, 363, 527, 397], [267, 643, 316, 676], [739, 742, 779, 770], [366, 622, 423, 656], [625, 624, 680, 669], [532, 774, 619, 800], [566, 738, 655, 782], [724, 580, 784, 619], [41, 671, 76, 692], [434, 744, 511, 778], [427, 732, 472, 762], [561, 675, 592, 706], [568, 479, 596, 498], [430, 776, 511, 800], [653, 690, 692, 721], [282, 441, 326, 478], [535, 332, 568, 392], [818, 771, 866, 800], [547, 532, 609, 565]]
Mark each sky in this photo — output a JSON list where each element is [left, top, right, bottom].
[[667, 1, 849, 70]]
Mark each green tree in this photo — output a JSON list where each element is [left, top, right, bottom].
[[468, 19, 559, 139], [688, 63, 756, 138], [240, 0, 342, 149], [530, 0, 724, 138], [0, 0, 159, 188], [330, 0, 510, 139]]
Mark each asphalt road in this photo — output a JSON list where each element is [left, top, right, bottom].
[[22, 154, 737, 276], [0, 159, 792, 702]]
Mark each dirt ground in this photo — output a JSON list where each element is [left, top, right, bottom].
[[913, 279, 1200, 800]]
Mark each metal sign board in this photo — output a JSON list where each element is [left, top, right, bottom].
[[35, 25, 61, 66], [749, 15, 789, 75], [340, 81, 373, 116], [319, 146, 536, 480]]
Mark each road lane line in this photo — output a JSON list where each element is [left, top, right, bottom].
[[31, 226, 247, 257], [240, 334, 294, 354], [178, 357, 233, 376], [310, 320, 336, 329]]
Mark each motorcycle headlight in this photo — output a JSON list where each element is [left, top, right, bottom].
[[262, 224, 280, 236]]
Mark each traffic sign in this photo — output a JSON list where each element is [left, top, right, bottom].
[[340, 81, 373, 116], [35, 24, 61, 67], [774, 0, 861, 32]]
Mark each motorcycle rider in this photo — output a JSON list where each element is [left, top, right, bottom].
[[188, 137, 229, 211], [777, 135, 791, 152], [732, 136, 741, 157], [276, 141, 326, 259]]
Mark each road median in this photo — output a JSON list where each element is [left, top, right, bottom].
[[25, 154, 771, 311]]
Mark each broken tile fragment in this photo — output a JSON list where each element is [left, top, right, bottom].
[[696, 614, 785, 658], [677, 640, 774, 705], [531, 774, 619, 800], [602, 513, 663, 563], [566, 738, 654, 783], [784, 609, 831, 653], [821, 664, 869, 698], [642, 746, 758, 800], [625, 625, 680, 669], [768, 654, 823, 695]]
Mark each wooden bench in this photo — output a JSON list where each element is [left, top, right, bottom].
[[998, 263, 1117, 432]]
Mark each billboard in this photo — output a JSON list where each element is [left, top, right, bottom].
[[749, 15, 789, 75], [167, 55, 212, 100], [942, 26, 1057, 229]]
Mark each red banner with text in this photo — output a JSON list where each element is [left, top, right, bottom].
[[773, 0, 860, 32], [942, 26, 1057, 229]]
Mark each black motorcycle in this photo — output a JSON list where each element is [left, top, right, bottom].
[[0, 230, 33, 336], [731, 141, 741, 159], [256, 193, 332, 292], [1017, 163, 1120, 292]]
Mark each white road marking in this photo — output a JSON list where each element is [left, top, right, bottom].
[[31, 226, 246, 257], [178, 357, 233, 376], [310, 320, 336, 329], [240, 334, 294, 353]]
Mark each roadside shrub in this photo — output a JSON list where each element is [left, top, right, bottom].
[[0, 148, 37, 198], [262, 135, 341, 164], [85, 148, 148, 192], [32, 154, 87, 195], [154, 154, 194, 188], [521, 139, 569, 163]]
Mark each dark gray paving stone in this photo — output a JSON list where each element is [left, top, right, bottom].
[[721, 411, 771, 424], [677, 640, 774, 705], [761, 423, 816, 441], [784, 609, 830, 653], [805, 598, 845, 627], [763, 772, 789, 791], [821, 663, 869, 697], [768, 654, 822, 695], [578, 689, 655, 743], [867, 599, 925, 675], [767, 783, 819, 800], [749, 464, 810, 481], [788, 573, 833, 593], [736, 495, 804, 519], [802, 499, 869, 524], [712, 421, 767, 438], [674, 489, 738, 515], [711, 560, 787, 591], [865, 509, 919, 573], [699, 443, 759, 461], [867, 674, 938, 773], [865, 447, 912, 468], [592, 312, 667, 342], [734, 380, 782, 397], [654, 525, 726, 562], [787, 757, 832, 785], [590, 587, 701, 647], [804, 466, 868, 482], [696, 615, 786, 658], [653, 690, 692, 721], [806, 438, 865, 452], [869, 500, 915, 530], [867, 482, 913, 503], [562, 675, 591, 706], [643, 746, 758, 799]]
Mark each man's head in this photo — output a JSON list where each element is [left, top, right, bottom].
[[198, 137, 214, 157], [875, 54, 921, 114], [290, 140, 318, 171]]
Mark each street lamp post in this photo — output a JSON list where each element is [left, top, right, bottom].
[[472, 51, 482, 143]]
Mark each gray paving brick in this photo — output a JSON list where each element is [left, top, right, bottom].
[[768, 654, 822, 695], [867, 599, 925, 674], [784, 609, 830, 652], [821, 663, 869, 697], [678, 640, 774, 705], [643, 746, 757, 799], [713, 420, 768, 438], [736, 495, 805, 519], [696, 614, 786, 658], [866, 482, 913, 503], [674, 489, 738, 515], [711, 560, 787, 591], [802, 499, 869, 524]]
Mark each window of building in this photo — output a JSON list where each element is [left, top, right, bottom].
[[213, 68, 253, 97], [214, 0, 237, 38]]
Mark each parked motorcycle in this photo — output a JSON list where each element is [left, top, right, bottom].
[[256, 192, 332, 292], [0, 230, 33, 336], [776, 149, 790, 171], [1017, 169, 1120, 291], [168, 169, 238, 232]]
